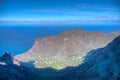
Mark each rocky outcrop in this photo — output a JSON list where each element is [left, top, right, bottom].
[[0, 52, 38, 80], [0, 51, 20, 66], [15, 30, 120, 69]]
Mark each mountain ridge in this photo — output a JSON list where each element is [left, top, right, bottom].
[[15, 30, 120, 69]]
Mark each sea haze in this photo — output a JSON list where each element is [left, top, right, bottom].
[[0, 25, 120, 56]]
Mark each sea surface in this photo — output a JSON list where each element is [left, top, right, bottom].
[[0, 25, 120, 56]]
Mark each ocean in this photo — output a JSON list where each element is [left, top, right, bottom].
[[0, 25, 120, 56]]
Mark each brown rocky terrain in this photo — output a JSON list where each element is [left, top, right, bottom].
[[15, 30, 120, 69]]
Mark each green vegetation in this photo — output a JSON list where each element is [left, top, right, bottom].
[[34, 56, 84, 69], [68, 54, 79, 58]]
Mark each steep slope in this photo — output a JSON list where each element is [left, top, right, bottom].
[[75, 35, 120, 80], [0, 52, 20, 66], [15, 30, 120, 69], [0, 52, 38, 80]]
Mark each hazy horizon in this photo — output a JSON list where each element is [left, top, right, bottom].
[[0, 0, 120, 55], [0, 25, 120, 56]]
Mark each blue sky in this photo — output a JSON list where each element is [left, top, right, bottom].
[[0, 0, 120, 25]]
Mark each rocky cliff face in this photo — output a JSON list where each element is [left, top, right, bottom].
[[0, 52, 20, 66], [75, 35, 120, 80], [15, 30, 120, 69], [0, 52, 38, 80]]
